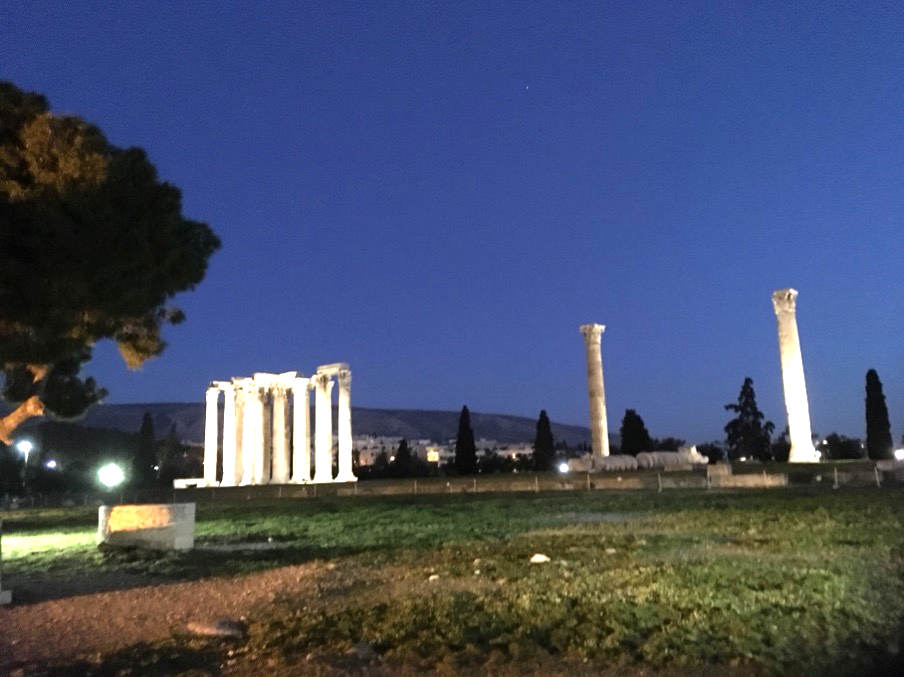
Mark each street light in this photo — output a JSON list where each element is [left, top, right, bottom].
[[14, 439, 33, 465], [97, 463, 125, 489]]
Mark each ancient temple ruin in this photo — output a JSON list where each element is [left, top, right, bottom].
[[198, 363, 355, 486]]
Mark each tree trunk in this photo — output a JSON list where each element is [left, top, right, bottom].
[[0, 395, 44, 445]]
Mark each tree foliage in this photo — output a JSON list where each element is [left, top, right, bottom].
[[0, 81, 220, 442], [724, 377, 774, 461], [817, 433, 864, 461], [865, 369, 893, 460], [619, 409, 653, 456], [454, 405, 477, 475], [533, 409, 555, 471]]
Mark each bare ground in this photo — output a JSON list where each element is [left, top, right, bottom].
[[0, 561, 333, 674]]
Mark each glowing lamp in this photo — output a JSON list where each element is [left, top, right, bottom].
[[98, 463, 125, 488], [894, 449, 904, 462], [558, 462, 569, 474]]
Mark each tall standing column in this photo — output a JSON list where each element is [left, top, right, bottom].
[[232, 382, 246, 485], [335, 368, 356, 482], [271, 385, 290, 483], [292, 377, 312, 482], [203, 385, 220, 486], [771, 289, 818, 462], [313, 373, 334, 483], [257, 387, 272, 484], [240, 381, 262, 485], [579, 323, 610, 459], [221, 383, 239, 486]]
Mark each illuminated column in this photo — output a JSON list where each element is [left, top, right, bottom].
[[579, 323, 610, 459], [335, 368, 356, 482], [220, 383, 239, 486], [203, 385, 219, 486], [271, 385, 290, 483], [256, 386, 272, 485], [313, 373, 334, 483], [240, 381, 262, 484], [292, 377, 312, 482], [232, 382, 246, 485], [771, 289, 818, 462]]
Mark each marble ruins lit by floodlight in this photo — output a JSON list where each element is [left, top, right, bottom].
[[191, 363, 356, 487], [579, 323, 610, 460], [771, 289, 819, 463]]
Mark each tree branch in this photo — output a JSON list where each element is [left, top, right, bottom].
[[0, 395, 44, 445]]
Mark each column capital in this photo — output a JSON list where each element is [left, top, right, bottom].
[[337, 368, 351, 387], [205, 385, 220, 398], [771, 288, 799, 315], [579, 323, 606, 341]]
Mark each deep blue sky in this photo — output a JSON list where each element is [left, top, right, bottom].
[[3, 1, 902, 442]]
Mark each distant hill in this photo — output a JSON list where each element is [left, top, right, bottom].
[[20, 403, 593, 447]]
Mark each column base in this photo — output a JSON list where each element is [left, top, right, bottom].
[[311, 474, 335, 484], [334, 472, 357, 483], [788, 446, 820, 463]]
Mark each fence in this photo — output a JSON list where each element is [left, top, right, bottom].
[[2, 464, 901, 507]]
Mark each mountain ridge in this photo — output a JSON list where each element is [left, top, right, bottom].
[[23, 402, 594, 446]]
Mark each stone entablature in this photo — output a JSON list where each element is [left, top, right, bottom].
[[196, 364, 356, 487]]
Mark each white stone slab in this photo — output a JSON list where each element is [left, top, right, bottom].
[[98, 503, 196, 550]]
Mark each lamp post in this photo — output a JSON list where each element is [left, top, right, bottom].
[[14, 439, 34, 493]]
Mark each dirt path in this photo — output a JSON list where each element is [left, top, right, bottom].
[[0, 561, 331, 673]]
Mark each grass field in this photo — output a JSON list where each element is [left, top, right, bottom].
[[4, 487, 904, 676]]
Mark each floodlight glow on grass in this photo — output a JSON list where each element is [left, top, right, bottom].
[[97, 462, 125, 488], [558, 462, 569, 474]]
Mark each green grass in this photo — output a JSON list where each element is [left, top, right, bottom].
[[5, 487, 904, 675]]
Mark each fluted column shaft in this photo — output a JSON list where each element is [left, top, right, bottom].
[[221, 384, 239, 486], [292, 378, 312, 482], [335, 369, 356, 482], [271, 386, 290, 483], [772, 289, 818, 462], [241, 384, 262, 485], [203, 386, 219, 486], [579, 323, 610, 458], [313, 374, 334, 482]]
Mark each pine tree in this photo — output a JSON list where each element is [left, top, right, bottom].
[[392, 438, 413, 477], [724, 378, 774, 461], [533, 410, 555, 471], [0, 82, 220, 444], [454, 405, 477, 475], [619, 409, 653, 455], [865, 369, 893, 460], [133, 411, 157, 485]]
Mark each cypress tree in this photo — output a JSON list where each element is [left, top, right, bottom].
[[620, 409, 653, 456], [724, 377, 774, 461], [865, 369, 893, 460], [133, 411, 157, 485], [533, 410, 555, 471], [454, 405, 477, 475]]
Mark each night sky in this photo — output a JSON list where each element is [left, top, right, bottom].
[[3, 1, 902, 443]]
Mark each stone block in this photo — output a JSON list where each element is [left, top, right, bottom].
[[98, 503, 196, 550]]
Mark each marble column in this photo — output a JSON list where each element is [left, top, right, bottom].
[[257, 388, 272, 484], [771, 289, 818, 463], [579, 323, 610, 459], [203, 385, 219, 486], [313, 373, 334, 483], [221, 383, 239, 486], [335, 368, 356, 482], [232, 383, 245, 485], [240, 381, 261, 485], [271, 385, 290, 483], [292, 377, 312, 482]]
